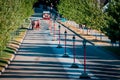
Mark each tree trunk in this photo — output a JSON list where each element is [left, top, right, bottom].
[[119, 40, 120, 48], [95, 34, 97, 40], [87, 28, 88, 35], [100, 32, 102, 40], [82, 27, 84, 34], [95, 31, 97, 40]]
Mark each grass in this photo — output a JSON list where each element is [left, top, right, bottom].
[[0, 27, 27, 71], [0, 52, 13, 59], [4, 47, 15, 54], [0, 62, 6, 67], [0, 59, 10, 71]]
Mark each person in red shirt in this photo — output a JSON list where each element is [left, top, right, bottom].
[[34, 20, 40, 30]]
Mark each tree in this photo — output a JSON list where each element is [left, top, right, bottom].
[[57, 0, 107, 37], [105, 0, 120, 47], [0, 0, 37, 54]]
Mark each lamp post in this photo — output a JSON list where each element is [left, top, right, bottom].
[[70, 35, 79, 68], [62, 30, 69, 57], [48, 20, 51, 32], [73, 35, 76, 63], [57, 25, 62, 48], [52, 20, 56, 41], [80, 39, 90, 79], [50, 20, 52, 33]]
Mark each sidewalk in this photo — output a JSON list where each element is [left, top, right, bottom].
[[0, 19, 120, 80], [59, 21, 116, 46], [0, 20, 84, 80]]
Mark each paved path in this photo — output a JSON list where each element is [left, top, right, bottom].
[[0, 20, 120, 80], [59, 22, 120, 80], [0, 21, 69, 80]]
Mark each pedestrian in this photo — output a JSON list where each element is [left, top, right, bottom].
[[35, 20, 41, 30], [33, 20, 37, 30], [32, 21, 34, 30]]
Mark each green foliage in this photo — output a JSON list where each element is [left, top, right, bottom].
[[57, 0, 107, 30], [57, 0, 120, 46], [0, 0, 37, 54], [105, 0, 120, 42]]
